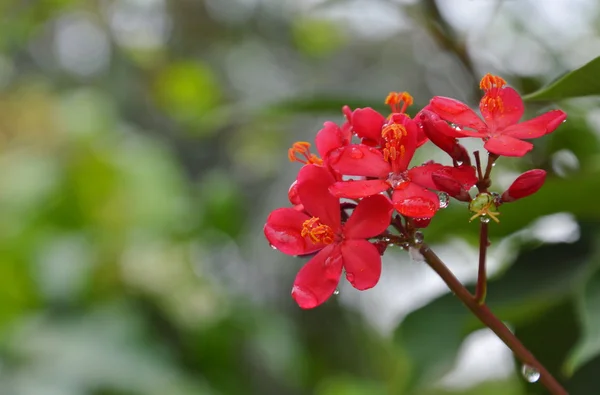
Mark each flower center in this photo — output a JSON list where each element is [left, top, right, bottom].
[[385, 91, 413, 114], [381, 123, 407, 163], [288, 141, 323, 166], [301, 217, 334, 244]]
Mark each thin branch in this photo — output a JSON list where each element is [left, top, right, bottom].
[[474, 221, 489, 304], [419, 244, 568, 395]]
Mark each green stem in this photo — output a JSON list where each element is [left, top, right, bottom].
[[419, 244, 568, 395]]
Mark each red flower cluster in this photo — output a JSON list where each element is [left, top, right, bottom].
[[265, 74, 567, 309]]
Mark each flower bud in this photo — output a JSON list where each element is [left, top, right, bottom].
[[432, 173, 471, 202], [419, 110, 471, 165], [501, 169, 547, 203]]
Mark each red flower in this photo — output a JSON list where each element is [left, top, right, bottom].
[[428, 74, 567, 157], [264, 165, 393, 309], [501, 169, 546, 202]]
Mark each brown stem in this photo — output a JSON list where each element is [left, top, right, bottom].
[[474, 221, 488, 304], [474, 151, 483, 181], [419, 244, 568, 395]]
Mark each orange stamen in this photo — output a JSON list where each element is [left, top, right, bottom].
[[301, 217, 334, 244], [479, 74, 506, 92], [385, 91, 414, 113], [381, 123, 407, 165], [288, 141, 323, 166]]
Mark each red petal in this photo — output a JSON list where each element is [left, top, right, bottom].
[[341, 240, 381, 290], [264, 208, 324, 255], [442, 165, 478, 189], [315, 121, 345, 158], [480, 87, 524, 130], [501, 169, 546, 202], [297, 165, 340, 229], [412, 217, 432, 228], [484, 135, 533, 157], [501, 110, 567, 139], [429, 96, 487, 131], [431, 172, 471, 202], [328, 145, 391, 178], [392, 182, 440, 218], [288, 180, 300, 205], [407, 163, 445, 190], [329, 179, 389, 199], [389, 114, 418, 171], [291, 244, 343, 309], [351, 107, 385, 141], [343, 194, 393, 239]]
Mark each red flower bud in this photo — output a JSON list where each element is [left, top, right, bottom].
[[420, 110, 471, 166], [412, 217, 432, 228], [432, 173, 472, 202], [501, 169, 546, 203]]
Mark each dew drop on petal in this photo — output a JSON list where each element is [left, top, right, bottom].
[[438, 192, 450, 209], [350, 147, 364, 159], [270, 244, 278, 250], [413, 231, 424, 244], [291, 285, 319, 309], [480, 216, 491, 223], [333, 288, 340, 295], [388, 172, 410, 188], [521, 364, 540, 383], [346, 272, 355, 285]]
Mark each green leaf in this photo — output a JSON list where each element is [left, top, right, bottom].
[[523, 56, 600, 101], [564, 250, 600, 375]]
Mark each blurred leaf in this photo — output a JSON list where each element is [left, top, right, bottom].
[[315, 376, 386, 395], [523, 56, 600, 101], [292, 18, 345, 58], [565, 251, 600, 375]]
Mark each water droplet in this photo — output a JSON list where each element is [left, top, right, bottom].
[[521, 364, 540, 383], [346, 272, 355, 284], [413, 231, 424, 244], [409, 246, 425, 262], [270, 244, 278, 250], [491, 192, 502, 206], [480, 216, 490, 223], [456, 161, 463, 166], [438, 192, 450, 209], [388, 172, 410, 188], [333, 289, 340, 295], [491, 162, 496, 167], [350, 147, 364, 159]]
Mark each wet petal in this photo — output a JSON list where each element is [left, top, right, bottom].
[[351, 107, 385, 141], [292, 244, 343, 309], [501, 169, 547, 202], [392, 183, 440, 218], [328, 145, 391, 178], [429, 96, 487, 130], [407, 163, 445, 190], [341, 240, 381, 290], [484, 135, 533, 157], [297, 165, 340, 229], [329, 179, 389, 199], [316, 121, 345, 158], [264, 208, 324, 255], [501, 110, 567, 139], [390, 114, 419, 171], [480, 87, 524, 130], [344, 194, 393, 239]]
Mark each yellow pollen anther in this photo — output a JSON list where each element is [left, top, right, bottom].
[[479, 73, 506, 92], [288, 141, 323, 166], [381, 124, 407, 140], [301, 217, 334, 244], [469, 204, 501, 223], [385, 91, 414, 113]]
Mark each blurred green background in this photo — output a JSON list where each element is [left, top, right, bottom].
[[1, 0, 600, 394]]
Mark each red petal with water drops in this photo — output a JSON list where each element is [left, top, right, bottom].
[[429, 96, 487, 131], [291, 244, 343, 309], [351, 107, 385, 142], [443, 165, 478, 189], [501, 110, 567, 139], [297, 165, 341, 230], [264, 208, 324, 256], [328, 145, 391, 178], [480, 87, 524, 130], [329, 179, 389, 199], [344, 194, 393, 239], [484, 135, 534, 157], [341, 240, 381, 290], [316, 121, 346, 158], [412, 217, 432, 228], [501, 169, 547, 202], [407, 163, 445, 190], [288, 180, 301, 205], [392, 183, 440, 218]]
